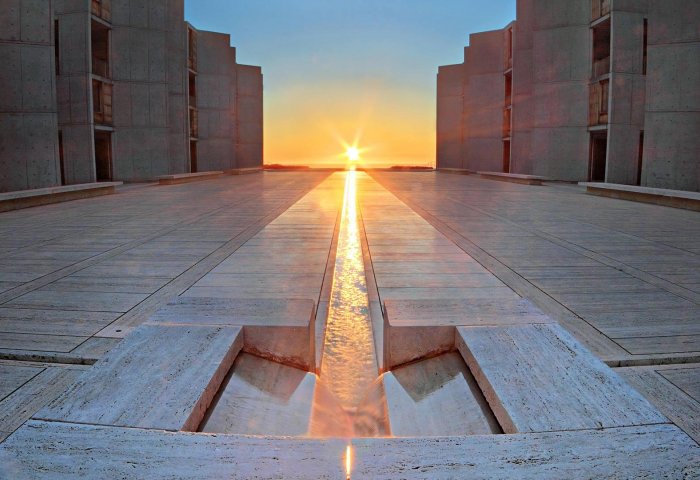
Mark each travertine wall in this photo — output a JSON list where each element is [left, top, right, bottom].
[[0, 0, 60, 192]]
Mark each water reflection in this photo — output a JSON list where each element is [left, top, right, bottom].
[[319, 171, 378, 413]]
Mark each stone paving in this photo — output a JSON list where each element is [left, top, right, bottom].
[[0, 171, 698, 477], [371, 171, 700, 443]]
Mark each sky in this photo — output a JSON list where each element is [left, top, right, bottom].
[[185, 1, 516, 167]]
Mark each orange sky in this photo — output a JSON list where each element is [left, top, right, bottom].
[[264, 80, 436, 167]]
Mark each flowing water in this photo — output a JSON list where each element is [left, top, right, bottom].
[[319, 170, 379, 413]]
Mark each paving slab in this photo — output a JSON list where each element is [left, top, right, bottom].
[[0, 420, 346, 479], [6, 290, 149, 313], [0, 365, 43, 400], [0, 308, 119, 336], [37, 324, 243, 431], [617, 364, 700, 443], [456, 324, 667, 433]]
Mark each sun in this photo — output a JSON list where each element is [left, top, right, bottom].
[[346, 146, 360, 162]]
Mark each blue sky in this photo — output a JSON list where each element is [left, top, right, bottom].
[[185, 1, 516, 166]]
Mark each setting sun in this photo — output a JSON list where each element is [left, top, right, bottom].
[[346, 146, 360, 162]]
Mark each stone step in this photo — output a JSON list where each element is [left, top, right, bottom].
[[36, 324, 242, 431], [456, 323, 667, 433]]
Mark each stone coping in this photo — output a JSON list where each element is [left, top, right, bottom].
[[478, 171, 548, 185], [157, 171, 224, 185], [581, 182, 700, 211], [1, 421, 697, 478], [0, 182, 122, 213]]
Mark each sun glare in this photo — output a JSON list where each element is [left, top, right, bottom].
[[346, 146, 360, 162]]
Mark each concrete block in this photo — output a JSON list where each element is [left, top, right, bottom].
[[20, 0, 51, 44], [150, 297, 316, 370], [383, 298, 552, 368], [0, 44, 22, 110], [157, 171, 223, 184], [37, 324, 243, 431], [0, 0, 20, 41], [456, 324, 667, 433], [21, 45, 54, 111]]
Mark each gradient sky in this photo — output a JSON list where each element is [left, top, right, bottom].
[[185, 1, 516, 167]]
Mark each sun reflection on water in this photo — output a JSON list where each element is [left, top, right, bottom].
[[319, 170, 378, 414]]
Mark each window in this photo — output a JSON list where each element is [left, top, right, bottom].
[[54, 20, 60, 75], [643, 19, 648, 75]]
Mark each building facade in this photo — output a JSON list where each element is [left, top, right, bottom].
[[437, 0, 700, 192], [0, 0, 263, 193]]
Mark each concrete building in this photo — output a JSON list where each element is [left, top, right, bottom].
[[187, 27, 263, 173], [0, 0, 263, 193], [437, 0, 700, 192], [0, 1, 61, 191]]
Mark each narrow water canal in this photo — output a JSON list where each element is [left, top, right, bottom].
[[319, 170, 378, 413]]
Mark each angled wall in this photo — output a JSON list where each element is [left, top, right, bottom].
[[436, 63, 465, 169], [510, 0, 535, 174], [235, 64, 263, 169], [0, 0, 60, 192], [462, 30, 506, 172], [195, 30, 237, 172]]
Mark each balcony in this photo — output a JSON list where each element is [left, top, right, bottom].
[[92, 79, 113, 125], [91, 19, 110, 78], [91, 0, 112, 22], [592, 0, 611, 21], [188, 28, 197, 71], [593, 56, 610, 79], [503, 108, 512, 138], [589, 80, 609, 126]]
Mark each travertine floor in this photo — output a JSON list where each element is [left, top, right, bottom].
[[370, 171, 700, 443], [0, 171, 698, 478]]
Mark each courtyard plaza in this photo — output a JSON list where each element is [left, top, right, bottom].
[[0, 171, 698, 477]]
